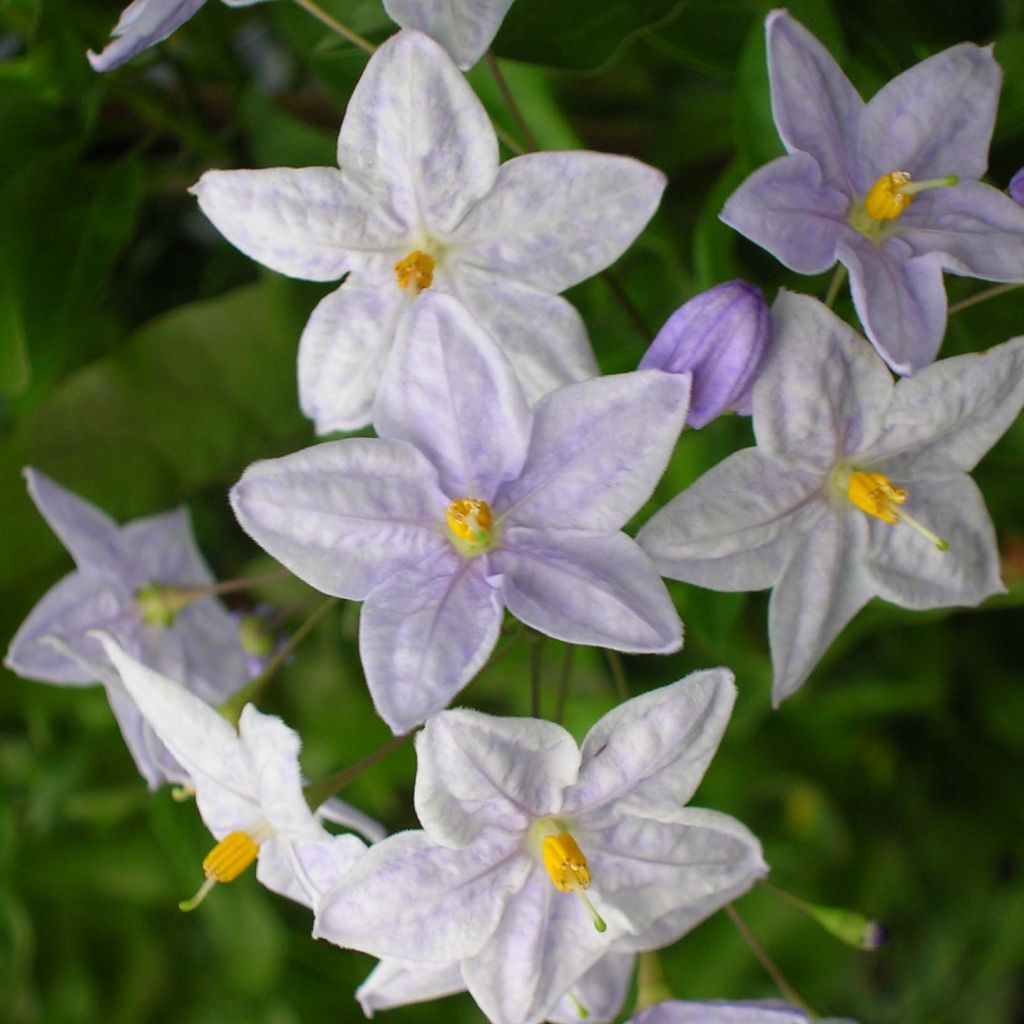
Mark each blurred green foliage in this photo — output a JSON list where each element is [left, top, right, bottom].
[[1, 0, 1023, 1021]]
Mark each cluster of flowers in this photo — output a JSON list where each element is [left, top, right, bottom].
[[9, 3, 1024, 1021]]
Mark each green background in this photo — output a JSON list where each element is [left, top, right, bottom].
[[1, 0, 1023, 1021]]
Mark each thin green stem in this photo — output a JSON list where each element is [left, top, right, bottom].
[[553, 645, 573, 725], [485, 50, 540, 151], [603, 649, 630, 702], [190, 568, 290, 599], [220, 597, 337, 724], [304, 729, 417, 809], [948, 282, 1023, 315], [725, 904, 816, 1016], [824, 264, 847, 309], [529, 634, 544, 718], [290, 0, 376, 53]]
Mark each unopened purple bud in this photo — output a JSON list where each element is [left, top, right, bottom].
[[639, 280, 771, 428], [1010, 168, 1024, 206]]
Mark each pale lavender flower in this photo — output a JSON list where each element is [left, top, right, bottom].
[[383, 0, 516, 69], [1010, 167, 1024, 206], [639, 280, 771, 428], [93, 634, 379, 909], [5, 469, 248, 788], [722, 10, 1024, 374], [231, 292, 685, 733], [88, 0, 271, 72], [312, 673, 766, 1024], [630, 1002, 855, 1024], [193, 29, 665, 433], [639, 291, 1024, 704]]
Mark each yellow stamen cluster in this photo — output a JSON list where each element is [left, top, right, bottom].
[[542, 833, 592, 892], [446, 498, 493, 547], [394, 250, 435, 292], [203, 830, 260, 883], [863, 171, 959, 222], [846, 470, 949, 551]]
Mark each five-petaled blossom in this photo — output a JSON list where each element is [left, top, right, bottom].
[[639, 291, 1024, 704], [721, 10, 1024, 374], [311, 672, 767, 1024], [193, 29, 665, 433], [93, 633, 381, 909], [5, 468, 248, 788], [629, 1001, 855, 1024], [231, 291, 687, 733]]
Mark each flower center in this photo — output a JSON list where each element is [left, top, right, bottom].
[[445, 498, 494, 555], [846, 470, 948, 550], [179, 825, 271, 911], [394, 250, 435, 292], [135, 582, 198, 628], [849, 171, 958, 238], [539, 830, 606, 933]]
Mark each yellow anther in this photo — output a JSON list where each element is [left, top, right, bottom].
[[847, 470, 906, 525], [864, 171, 959, 222], [542, 833, 592, 892], [846, 470, 949, 551], [446, 498, 493, 547], [394, 250, 435, 292], [203, 830, 259, 883]]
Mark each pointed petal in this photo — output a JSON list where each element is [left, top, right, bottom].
[[453, 265, 598, 404], [298, 283, 409, 435], [357, 958, 466, 1016], [91, 633, 258, 829], [256, 835, 319, 907], [87, 0, 205, 72], [862, 337, 1024, 476], [118, 507, 212, 586], [230, 438, 452, 600], [638, 448, 823, 592], [840, 236, 948, 374], [720, 154, 850, 276], [313, 829, 527, 962], [494, 529, 681, 654], [291, 833, 371, 902], [338, 30, 498, 234], [360, 554, 504, 733], [105, 678, 187, 790], [859, 44, 1000, 183], [191, 168, 403, 283], [174, 598, 249, 706], [898, 182, 1024, 282], [316, 798, 387, 844], [374, 292, 532, 500], [755, 291, 894, 468], [548, 953, 634, 1024], [414, 709, 580, 847], [383, 0, 515, 69], [766, 10, 865, 193], [452, 151, 665, 293], [768, 507, 874, 704], [5, 573, 128, 685], [584, 805, 766, 937], [497, 372, 689, 532], [563, 671, 736, 817], [24, 468, 129, 576], [864, 475, 1002, 610]]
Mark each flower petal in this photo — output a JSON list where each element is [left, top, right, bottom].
[[298, 282, 409, 435], [633, 1001, 811, 1024], [313, 828, 527, 962], [497, 372, 689, 532], [897, 182, 1024, 282], [374, 291, 532, 501], [230, 438, 451, 600], [859, 44, 1000, 183], [24, 468, 130, 577], [755, 291, 894, 468], [316, 798, 387, 845], [337, 30, 498, 234], [87, 0, 206, 72], [839, 236, 948, 374], [356, 958, 466, 1016], [720, 154, 850, 276], [291, 833, 371, 902], [562, 671, 736, 817], [453, 264, 598, 404], [861, 337, 1024, 478], [768, 507, 874, 704], [452, 151, 665, 293], [118, 507, 212, 587], [414, 709, 580, 847], [191, 168, 403, 283], [360, 554, 504, 733], [637, 448, 823, 592], [765, 10, 865, 193], [493, 529, 681, 654], [382, 0, 515, 70], [864, 475, 1003, 610], [548, 953, 634, 1024]]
